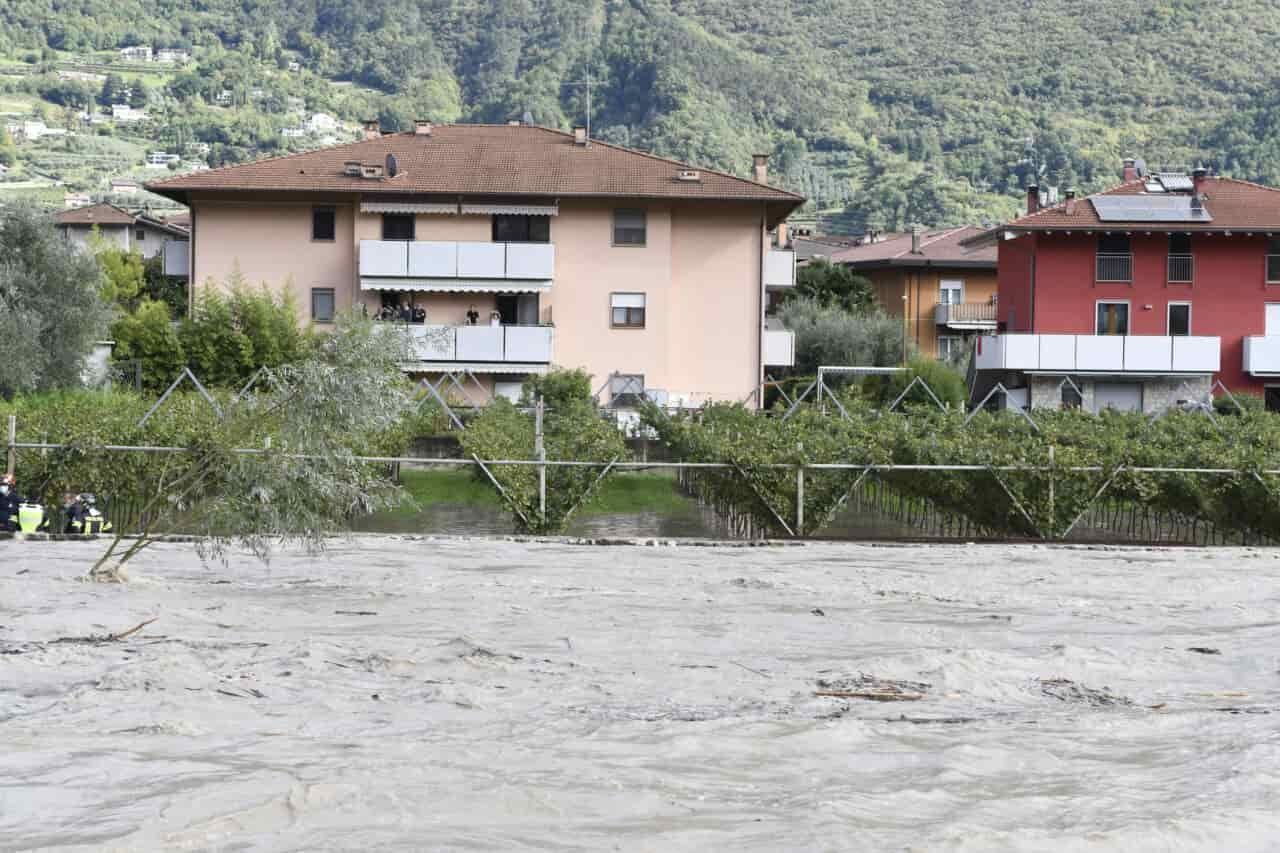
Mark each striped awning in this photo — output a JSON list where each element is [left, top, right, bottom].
[[361, 277, 550, 293], [460, 203, 558, 216], [361, 201, 458, 214], [401, 362, 550, 375]]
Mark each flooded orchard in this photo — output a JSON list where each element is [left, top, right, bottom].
[[2, 537, 1279, 851]]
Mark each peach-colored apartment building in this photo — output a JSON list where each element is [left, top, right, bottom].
[[147, 122, 803, 406]]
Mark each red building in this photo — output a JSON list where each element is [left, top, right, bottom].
[[969, 162, 1280, 412]]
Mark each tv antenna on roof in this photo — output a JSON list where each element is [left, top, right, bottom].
[[567, 72, 601, 140]]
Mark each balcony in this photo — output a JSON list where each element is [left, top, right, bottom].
[[763, 328, 795, 367], [934, 301, 997, 329], [974, 334, 1220, 374], [360, 240, 555, 291], [1167, 253, 1193, 283], [162, 239, 189, 278], [393, 323, 554, 367], [1244, 336, 1280, 375], [764, 249, 796, 288], [1095, 253, 1133, 283]]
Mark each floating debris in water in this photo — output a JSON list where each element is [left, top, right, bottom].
[[1039, 677, 1133, 707], [815, 673, 930, 702]]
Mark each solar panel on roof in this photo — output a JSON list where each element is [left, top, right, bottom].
[[1155, 172, 1195, 192], [1091, 194, 1213, 223]]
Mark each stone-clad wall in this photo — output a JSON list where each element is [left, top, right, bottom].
[[1026, 375, 1212, 414]]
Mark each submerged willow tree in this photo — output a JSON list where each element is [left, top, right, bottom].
[[90, 314, 417, 579]]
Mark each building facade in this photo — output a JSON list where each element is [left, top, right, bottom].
[[971, 164, 1280, 412], [147, 122, 802, 406], [829, 226, 997, 361], [56, 202, 190, 260]]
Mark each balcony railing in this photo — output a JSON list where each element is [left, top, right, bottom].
[[1167, 253, 1194, 283], [1244, 336, 1280, 375], [974, 333, 1220, 374], [763, 249, 796, 287], [763, 328, 795, 366], [360, 240, 555, 282], [934, 301, 997, 327], [1095, 253, 1133, 282], [390, 323, 554, 364]]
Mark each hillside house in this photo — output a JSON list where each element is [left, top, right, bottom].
[[969, 161, 1280, 412], [56, 202, 189, 262], [111, 104, 147, 123], [146, 121, 802, 407], [156, 48, 191, 64], [119, 45, 153, 62], [829, 226, 997, 361], [109, 179, 139, 195]]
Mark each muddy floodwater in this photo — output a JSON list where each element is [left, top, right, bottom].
[[2, 538, 1279, 851]]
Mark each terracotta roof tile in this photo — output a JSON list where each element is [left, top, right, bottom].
[[146, 124, 805, 210], [829, 226, 996, 266], [55, 202, 136, 226], [1003, 176, 1280, 232]]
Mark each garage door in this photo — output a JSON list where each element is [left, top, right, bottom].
[[1094, 382, 1143, 412]]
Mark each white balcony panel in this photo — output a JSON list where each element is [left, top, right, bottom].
[[1038, 335, 1076, 371], [763, 329, 795, 366], [505, 325, 553, 362], [458, 242, 506, 279], [1076, 336, 1125, 372], [763, 250, 796, 287], [975, 334, 1004, 370], [504, 243, 556, 279], [360, 240, 409, 277], [410, 324, 456, 360], [408, 241, 457, 278], [1004, 334, 1041, 370], [1173, 336, 1220, 372], [457, 325, 504, 361], [162, 240, 189, 277], [1123, 336, 1173, 372]]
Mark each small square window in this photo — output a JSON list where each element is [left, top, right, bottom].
[[613, 209, 646, 246], [611, 292, 646, 328], [382, 213, 414, 241], [135, 229, 146, 241], [311, 287, 336, 323], [312, 207, 336, 241]]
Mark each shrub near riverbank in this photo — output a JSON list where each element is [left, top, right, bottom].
[[642, 399, 1280, 541]]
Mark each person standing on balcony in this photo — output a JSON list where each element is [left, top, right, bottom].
[[489, 309, 501, 327], [466, 304, 480, 325]]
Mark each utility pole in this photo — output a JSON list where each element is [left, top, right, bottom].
[[567, 74, 599, 139]]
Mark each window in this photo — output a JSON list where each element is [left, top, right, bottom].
[[1096, 301, 1129, 335], [135, 229, 146, 242], [1168, 233, 1193, 282], [613, 209, 646, 246], [611, 292, 646, 328], [937, 335, 960, 361], [312, 207, 336, 241], [492, 215, 549, 243], [311, 287, 335, 323], [939, 280, 964, 305], [1061, 380, 1083, 410], [1269, 237, 1280, 283], [381, 213, 415, 241], [1168, 302, 1191, 336], [1266, 386, 1280, 414], [1169, 233, 1192, 254], [1096, 234, 1132, 282]]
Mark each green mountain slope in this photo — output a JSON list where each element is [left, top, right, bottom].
[[3, 0, 1279, 230]]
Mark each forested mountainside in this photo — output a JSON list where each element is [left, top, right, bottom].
[[3, 0, 1280, 230]]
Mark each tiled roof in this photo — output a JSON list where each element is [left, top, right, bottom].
[[829, 225, 996, 267], [146, 124, 805, 211], [55, 202, 135, 226], [1002, 176, 1280, 231]]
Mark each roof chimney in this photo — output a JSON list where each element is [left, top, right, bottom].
[[572, 126, 588, 146], [1122, 157, 1137, 183], [1192, 165, 1209, 194], [509, 119, 521, 126], [1064, 187, 1077, 215], [752, 153, 769, 184], [910, 224, 923, 254], [362, 119, 380, 140], [413, 119, 432, 136], [1026, 183, 1040, 215]]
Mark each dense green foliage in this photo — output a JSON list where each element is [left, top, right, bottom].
[[777, 296, 906, 378], [0, 202, 106, 398], [790, 259, 875, 314], [643, 400, 1280, 541], [8, 1, 1280, 228]]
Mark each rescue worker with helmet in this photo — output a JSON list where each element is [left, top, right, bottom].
[[0, 474, 19, 532]]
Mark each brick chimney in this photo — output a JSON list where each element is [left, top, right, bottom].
[[362, 119, 380, 140], [1122, 157, 1138, 182], [1026, 184, 1040, 215], [752, 153, 769, 184], [413, 119, 432, 136], [573, 126, 588, 146], [1064, 187, 1077, 215], [1192, 165, 1208, 194]]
